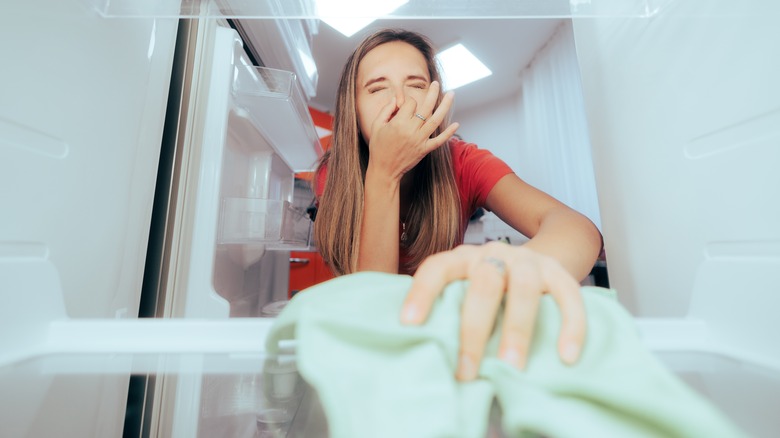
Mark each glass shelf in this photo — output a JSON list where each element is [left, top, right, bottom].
[[219, 198, 311, 246], [87, 0, 675, 19], [5, 348, 778, 437]]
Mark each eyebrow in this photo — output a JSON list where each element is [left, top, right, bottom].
[[363, 75, 430, 88]]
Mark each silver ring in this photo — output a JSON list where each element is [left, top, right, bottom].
[[481, 257, 506, 276], [414, 113, 427, 122]]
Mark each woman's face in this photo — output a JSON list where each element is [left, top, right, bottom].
[[355, 41, 431, 143]]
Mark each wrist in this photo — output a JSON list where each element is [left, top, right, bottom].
[[365, 163, 401, 192]]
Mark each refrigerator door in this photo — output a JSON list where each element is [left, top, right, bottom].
[[0, 1, 177, 319], [163, 21, 321, 320], [0, 0, 178, 436]]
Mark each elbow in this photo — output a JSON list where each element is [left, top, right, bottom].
[[582, 215, 603, 263]]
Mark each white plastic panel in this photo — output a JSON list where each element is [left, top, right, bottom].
[[0, 258, 67, 365], [0, 319, 278, 438], [220, 198, 309, 245], [232, 65, 322, 172], [87, 0, 675, 18], [177, 25, 313, 319], [655, 351, 780, 438], [0, 1, 177, 317], [0, 0, 178, 437], [178, 24, 242, 319], [241, 15, 320, 99], [573, 0, 780, 364]]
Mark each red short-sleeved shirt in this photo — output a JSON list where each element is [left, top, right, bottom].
[[316, 138, 514, 272]]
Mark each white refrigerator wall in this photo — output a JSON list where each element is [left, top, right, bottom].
[[0, 1, 178, 437], [574, 0, 780, 362], [0, 1, 178, 319]]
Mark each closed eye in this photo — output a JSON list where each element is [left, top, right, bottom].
[[368, 86, 386, 94]]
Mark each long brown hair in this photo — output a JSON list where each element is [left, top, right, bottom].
[[314, 29, 461, 275]]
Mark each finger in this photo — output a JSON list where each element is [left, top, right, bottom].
[[401, 245, 477, 325], [369, 96, 398, 140], [457, 257, 507, 381], [497, 262, 545, 371], [543, 264, 587, 365], [394, 94, 419, 121], [417, 80, 441, 118], [408, 90, 454, 148], [418, 90, 454, 134], [423, 122, 460, 154], [378, 96, 398, 124]]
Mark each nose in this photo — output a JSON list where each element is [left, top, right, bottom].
[[394, 87, 406, 108]]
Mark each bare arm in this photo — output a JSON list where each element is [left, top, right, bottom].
[[355, 81, 459, 272], [357, 166, 401, 273], [485, 173, 602, 280], [402, 172, 602, 380]]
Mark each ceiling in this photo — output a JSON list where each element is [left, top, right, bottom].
[[306, 18, 564, 115]]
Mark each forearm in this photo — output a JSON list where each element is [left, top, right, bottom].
[[522, 208, 602, 281], [357, 166, 401, 273]]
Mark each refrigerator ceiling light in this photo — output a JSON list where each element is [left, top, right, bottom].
[[436, 43, 493, 91], [316, 0, 410, 38]]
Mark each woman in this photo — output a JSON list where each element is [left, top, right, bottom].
[[314, 29, 602, 381]]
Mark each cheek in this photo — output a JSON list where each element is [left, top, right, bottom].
[[406, 89, 431, 110], [359, 120, 371, 143], [356, 101, 378, 142], [407, 88, 427, 103]]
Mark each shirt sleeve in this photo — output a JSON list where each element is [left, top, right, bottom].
[[451, 140, 515, 213], [314, 163, 328, 199]]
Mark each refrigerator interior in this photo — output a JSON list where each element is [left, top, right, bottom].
[[171, 21, 320, 320], [1, 0, 779, 437]]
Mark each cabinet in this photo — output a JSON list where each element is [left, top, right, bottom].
[[288, 107, 334, 298], [288, 250, 335, 298]]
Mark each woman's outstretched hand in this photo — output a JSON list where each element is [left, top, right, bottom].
[[399, 241, 587, 381], [366, 81, 459, 180]]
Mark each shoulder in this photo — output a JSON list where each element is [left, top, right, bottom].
[[446, 137, 515, 209], [448, 137, 483, 172], [447, 137, 511, 176], [314, 160, 329, 198], [448, 137, 477, 162]]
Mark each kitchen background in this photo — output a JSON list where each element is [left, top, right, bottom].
[[286, 17, 604, 293], [299, 18, 601, 244]]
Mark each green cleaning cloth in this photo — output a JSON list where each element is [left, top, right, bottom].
[[266, 272, 746, 438]]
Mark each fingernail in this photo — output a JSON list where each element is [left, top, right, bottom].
[[457, 354, 477, 381], [562, 343, 580, 365], [400, 304, 419, 324], [500, 348, 523, 369]]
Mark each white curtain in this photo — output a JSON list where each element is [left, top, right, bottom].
[[521, 21, 602, 229]]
